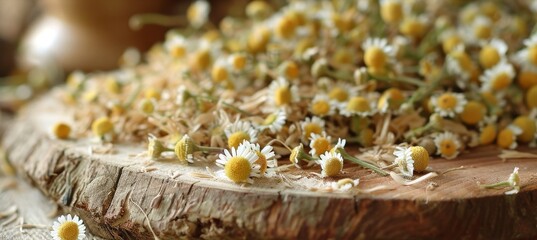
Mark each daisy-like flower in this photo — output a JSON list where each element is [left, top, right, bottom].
[[318, 151, 344, 177], [216, 144, 260, 183], [148, 134, 171, 160], [362, 38, 394, 71], [339, 96, 376, 117], [259, 110, 286, 134], [330, 138, 347, 154], [497, 125, 523, 149], [300, 116, 325, 140], [431, 92, 467, 118], [327, 83, 357, 103], [211, 58, 230, 84], [267, 77, 299, 107], [439, 29, 463, 53], [393, 146, 415, 177], [224, 121, 258, 149], [227, 53, 249, 72], [434, 132, 462, 159], [309, 132, 332, 157], [309, 94, 336, 117], [469, 16, 493, 41], [480, 61, 515, 92], [240, 140, 276, 175], [513, 115, 536, 143], [399, 15, 428, 40], [516, 33, 537, 72], [379, 0, 404, 24], [377, 88, 405, 113], [331, 178, 360, 191], [164, 33, 188, 58], [446, 45, 479, 88], [51, 214, 86, 240], [187, 0, 211, 29], [478, 38, 508, 69], [480, 167, 520, 195]]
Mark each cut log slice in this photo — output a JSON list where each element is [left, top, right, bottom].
[[2, 94, 537, 239]]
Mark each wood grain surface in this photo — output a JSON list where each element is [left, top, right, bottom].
[[1, 95, 537, 240]]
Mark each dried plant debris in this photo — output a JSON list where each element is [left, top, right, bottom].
[[50, 1, 537, 190]]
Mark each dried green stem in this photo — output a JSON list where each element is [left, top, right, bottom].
[[337, 148, 388, 176]]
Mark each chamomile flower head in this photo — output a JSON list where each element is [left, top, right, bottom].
[[187, 0, 211, 28], [309, 132, 332, 157], [289, 143, 311, 168], [480, 61, 515, 92], [300, 116, 325, 140], [174, 134, 197, 163], [278, 60, 300, 79], [216, 144, 260, 183], [479, 123, 498, 145], [469, 15, 493, 41], [331, 178, 360, 191], [362, 38, 394, 70], [52, 122, 71, 139], [309, 94, 336, 116], [91, 117, 114, 138], [446, 45, 479, 87], [497, 125, 523, 149], [399, 15, 428, 39], [148, 134, 168, 160], [393, 146, 415, 177], [460, 100, 486, 125], [516, 34, 537, 72], [508, 167, 520, 189], [513, 115, 537, 143], [527, 85, 537, 109], [318, 151, 344, 177], [380, 0, 404, 24], [440, 29, 463, 53], [328, 83, 356, 103], [478, 39, 508, 69], [339, 96, 377, 117], [431, 92, 467, 118], [51, 214, 86, 240], [259, 110, 286, 134], [239, 140, 276, 175], [211, 58, 230, 83], [225, 121, 258, 149], [330, 138, 347, 154], [228, 53, 249, 72], [434, 132, 462, 159], [377, 88, 405, 113], [267, 77, 299, 107], [164, 33, 188, 58]]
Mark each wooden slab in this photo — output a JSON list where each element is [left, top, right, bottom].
[[2, 94, 537, 239]]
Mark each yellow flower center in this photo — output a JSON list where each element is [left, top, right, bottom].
[[91, 117, 113, 137], [211, 65, 229, 83], [303, 123, 322, 139], [514, 116, 536, 143], [282, 61, 299, 79], [312, 137, 331, 155], [228, 131, 250, 149], [378, 88, 404, 111], [248, 27, 270, 54], [231, 55, 247, 71], [517, 70, 537, 89], [311, 100, 331, 116], [274, 87, 292, 106], [528, 45, 537, 66], [526, 85, 537, 109], [474, 24, 491, 40], [53, 123, 71, 139], [57, 221, 79, 240], [410, 146, 429, 172], [479, 124, 497, 145], [254, 151, 268, 174], [451, 51, 474, 73], [479, 45, 500, 69], [175, 136, 195, 162], [190, 49, 212, 72], [140, 99, 155, 114], [439, 139, 458, 158], [380, 1, 403, 24], [399, 18, 426, 39], [224, 156, 252, 182], [144, 88, 161, 100], [491, 72, 512, 91], [171, 46, 186, 58], [497, 128, 515, 149], [347, 96, 370, 113], [436, 93, 458, 110], [328, 87, 349, 102], [364, 47, 387, 69], [460, 101, 485, 125], [442, 35, 462, 53], [275, 16, 297, 39], [323, 158, 342, 177], [263, 114, 277, 126], [105, 77, 120, 94]]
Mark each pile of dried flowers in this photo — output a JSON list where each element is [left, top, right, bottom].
[[52, 0, 536, 192]]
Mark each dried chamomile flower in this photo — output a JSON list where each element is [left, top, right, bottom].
[[377, 88, 405, 113], [380, 0, 404, 24], [434, 132, 461, 159], [479, 123, 497, 146], [139, 99, 156, 114], [309, 94, 335, 117], [362, 38, 394, 73], [446, 45, 479, 87], [225, 121, 258, 149], [526, 85, 537, 109], [470, 16, 493, 41], [516, 33, 537, 72], [246, 0, 273, 20], [240, 140, 276, 175], [148, 135, 171, 160], [91, 117, 114, 138], [459, 101, 486, 126], [259, 110, 286, 134], [339, 96, 376, 117], [187, 0, 210, 29], [478, 39, 507, 69], [300, 116, 325, 140], [52, 122, 71, 140], [513, 116, 536, 143], [211, 59, 230, 84], [331, 178, 360, 191], [174, 134, 221, 163], [393, 146, 415, 177], [267, 77, 299, 107], [517, 70, 537, 90], [497, 125, 523, 149], [431, 92, 467, 118], [278, 60, 300, 80], [216, 144, 260, 183], [164, 33, 188, 58], [399, 15, 427, 39], [480, 167, 520, 195], [440, 30, 463, 54], [50, 214, 86, 240], [309, 132, 332, 157], [479, 61, 515, 92], [318, 151, 344, 178], [289, 143, 316, 168]]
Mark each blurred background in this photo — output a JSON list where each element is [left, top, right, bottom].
[[0, 0, 267, 112]]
